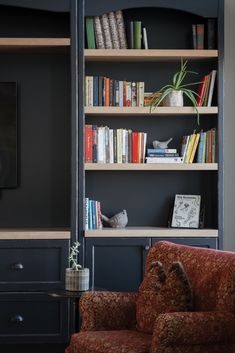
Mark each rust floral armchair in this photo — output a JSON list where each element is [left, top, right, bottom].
[[65, 241, 235, 353]]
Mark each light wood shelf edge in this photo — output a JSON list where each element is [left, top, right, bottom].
[[85, 227, 218, 237], [85, 49, 218, 61], [85, 163, 218, 171], [85, 106, 218, 115], [0, 229, 71, 240], [0, 38, 70, 47]]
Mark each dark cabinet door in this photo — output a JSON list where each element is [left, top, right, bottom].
[[85, 238, 151, 291], [151, 237, 217, 249]]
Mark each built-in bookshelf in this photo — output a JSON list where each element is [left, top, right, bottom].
[[83, 0, 222, 258]]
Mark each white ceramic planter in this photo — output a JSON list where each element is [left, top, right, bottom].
[[65, 268, 90, 291], [163, 90, 184, 107]]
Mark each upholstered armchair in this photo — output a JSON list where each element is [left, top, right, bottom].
[[65, 241, 235, 353]]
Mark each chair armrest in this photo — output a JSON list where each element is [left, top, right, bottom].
[[80, 291, 137, 331], [151, 311, 235, 351]]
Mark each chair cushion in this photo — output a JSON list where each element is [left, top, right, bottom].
[[136, 261, 192, 334], [66, 330, 152, 353]]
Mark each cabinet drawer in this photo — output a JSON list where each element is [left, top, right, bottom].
[[0, 240, 68, 290], [0, 293, 69, 343]]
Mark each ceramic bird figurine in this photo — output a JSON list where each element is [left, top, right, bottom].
[[101, 210, 128, 228], [153, 137, 173, 149]]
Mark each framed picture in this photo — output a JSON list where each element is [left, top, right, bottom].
[[171, 194, 201, 229]]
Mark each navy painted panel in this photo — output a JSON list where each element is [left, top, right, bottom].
[[0, 293, 69, 343], [0, 240, 68, 291], [85, 0, 219, 17], [85, 238, 151, 291], [151, 238, 217, 249], [0, 0, 69, 12]]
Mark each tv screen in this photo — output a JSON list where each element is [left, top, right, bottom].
[[0, 82, 17, 188]]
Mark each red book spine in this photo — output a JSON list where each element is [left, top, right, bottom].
[[132, 132, 139, 163], [105, 78, 110, 106], [197, 75, 207, 106], [85, 124, 93, 163]]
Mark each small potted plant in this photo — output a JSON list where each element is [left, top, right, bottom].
[[150, 59, 201, 124], [65, 241, 89, 291]]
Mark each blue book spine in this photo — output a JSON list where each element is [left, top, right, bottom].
[[91, 200, 97, 229], [93, 76, 99, 106], [197, 132, 204, 163], [88, 200, 93, 229]]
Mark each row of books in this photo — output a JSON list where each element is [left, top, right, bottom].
[[192, 19, 217, 50], [85, 198, 102, 230], [86, 10, 127, 49], [85, 76, 145, 107], [85, 125, 147, 164], [197, 70, 217, 107], [181, 128, 216, 164], [128, 21, 148, 49]]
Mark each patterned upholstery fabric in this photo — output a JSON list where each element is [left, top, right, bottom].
[[65, 241, 235, 353], [136, 261, 192, 333]]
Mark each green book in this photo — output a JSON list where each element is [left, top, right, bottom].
[[86, 17, 96, 49], [134, 21, 142, 49]]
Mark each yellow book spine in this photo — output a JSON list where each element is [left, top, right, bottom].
[[185, 133, 196, 163], [189, 133, 200, 163]]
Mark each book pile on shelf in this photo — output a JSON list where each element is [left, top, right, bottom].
[[192, 19, 216, 49], [85, 125, 147, 163], [85, 198, 102, 230], [128, 21, 148, 49], [197, 70, 217, 107], [181, 128, 216, 164], [85, 76, 145, 107], [146, 148, 183, 164], [86, 10, 127, 49]]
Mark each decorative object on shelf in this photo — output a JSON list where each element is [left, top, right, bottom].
[[101, 209, 128, 228], [65, 242, 89, 291], [153, 137, 173, 149], [150, 59, 201, 124], [171, 194, 201, 229]]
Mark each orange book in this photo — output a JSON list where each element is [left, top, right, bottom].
[[132, 132, 139, 163], [105, 78, 110, 106], [85, 124, 93, 163]]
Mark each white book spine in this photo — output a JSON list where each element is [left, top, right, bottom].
[[85, 197, 89, 230], [88, 76, 93, 107], [143, 27, 148, 49], [138, 81, 145, 107], [119, 81, 124, 107], [126, 82, 132, 107], [97, 127, 105, 163], [108, 11, 120, 49], [146, 157, 183, 163], [207, 70, 217, 107], [109, 129, 114, 163], [117, 128, 123, 163], [94, 16, 105, 49]]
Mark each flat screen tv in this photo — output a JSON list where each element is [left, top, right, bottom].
[[0, 82, 17, 188]]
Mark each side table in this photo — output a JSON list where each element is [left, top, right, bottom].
[[48, 287, 104, 336]]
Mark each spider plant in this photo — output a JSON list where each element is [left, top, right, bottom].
[[150, 59, 201, 124]]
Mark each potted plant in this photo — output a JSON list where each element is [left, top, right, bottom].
[[65, 241, 89, 291], [150, 59, 201, 124]]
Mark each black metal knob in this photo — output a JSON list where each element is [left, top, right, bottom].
[[11, 263, 24, 270], [10, 315, 24, 323]]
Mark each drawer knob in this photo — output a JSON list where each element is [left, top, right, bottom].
[[10, 315, 24, 323], [144, 245, 150, 251], [11, 263, 24, 270]]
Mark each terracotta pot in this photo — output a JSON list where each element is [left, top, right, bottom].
[[163, 90, 184, 107], [65, 268, 89, 291]]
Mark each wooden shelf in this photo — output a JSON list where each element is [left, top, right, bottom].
[[85, 49, 218, 62], [0, 38, 70, 51], [85, 227, 218, 238], [85, 163, 218, 171], [85, 106, 218, 116], [0, 228, 71, 240]]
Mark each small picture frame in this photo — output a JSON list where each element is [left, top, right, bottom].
[[171, 194, 201, 229]]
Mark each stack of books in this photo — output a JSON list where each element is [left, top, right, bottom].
[[85, 125, 147, 164], [85, 76, 145, 107], [181, 128, 216, 164], [197, 70, 217, 107], [86, 10, 127, 49], [192, 19, 217, 49], [85, 198, 102, 230], [128, 21, 148, 49], [146, 148, 182, 163]]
